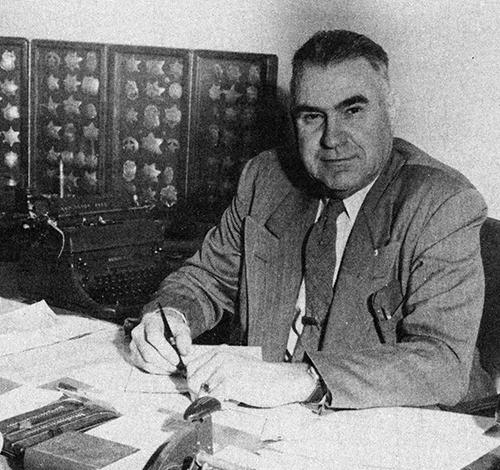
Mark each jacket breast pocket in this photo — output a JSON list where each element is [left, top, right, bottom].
[[369, 278, 404, 345], [370, 241, 403, 345], [373, 241, 401, 284]]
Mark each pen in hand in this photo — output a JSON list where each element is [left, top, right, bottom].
[[158, 302, 187, 377]]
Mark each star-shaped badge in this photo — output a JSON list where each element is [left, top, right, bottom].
[[65, 51, 83, 71], [42, 96, 60, 114], [145, 81, 165, 98], [46, 74, 60, 91], [125, 56, 141, 73], [125, 108, 138, 123], [2, 127, 20, 147], [47, 146, 61, 163], [223, 84, 242, 104], [63, 74, 81, 93], [83, 122, 99, 141], [141, 132, 163, 154], [63, 95, 82, 115], [146, 60, 165, 76], [0, 79, 18, 96], [65, 171, 79, 188], [46, 121, 61, 139], [142, 162, 161, 182], [84, 170, 97, 186]]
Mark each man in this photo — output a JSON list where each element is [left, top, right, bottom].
[[130, 30, 495, 409]]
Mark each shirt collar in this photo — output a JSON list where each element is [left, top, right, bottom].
[[342, 180, 375, 221]]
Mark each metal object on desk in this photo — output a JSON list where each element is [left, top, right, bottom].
[[483, 394, 500, 437], [146, 397, 222, 470], [0, 397, 120, 466]]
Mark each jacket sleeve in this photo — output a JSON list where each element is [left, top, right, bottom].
[[308, 187, 489, 408], [142, 157, 259, 339]]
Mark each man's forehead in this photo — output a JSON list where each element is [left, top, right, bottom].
[[294, 58, 385, 104]]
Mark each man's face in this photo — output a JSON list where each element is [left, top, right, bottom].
[[292, 58, 394, 198]]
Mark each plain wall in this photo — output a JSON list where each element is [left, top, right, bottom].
[[2, 0, 499, 215]]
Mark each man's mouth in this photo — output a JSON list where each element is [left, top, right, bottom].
[[320, 154, 357, 163]]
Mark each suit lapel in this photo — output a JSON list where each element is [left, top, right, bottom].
[[245, 186, 317, 361], [321, 146, 408, 350]]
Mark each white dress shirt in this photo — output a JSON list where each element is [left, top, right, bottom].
[[286, 181, 375, 358]]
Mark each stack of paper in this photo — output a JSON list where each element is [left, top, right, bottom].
[[0, 300, 117, 356]]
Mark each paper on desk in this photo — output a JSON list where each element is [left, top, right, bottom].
[[263, 407, 500, 470], [87, 411, 174, 450], [0, 385, 63, 421], [0, 300, 116, 356], [68, 345, 262, 394]]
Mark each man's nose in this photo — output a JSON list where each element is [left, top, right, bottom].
[[321, 117, 347, 148]]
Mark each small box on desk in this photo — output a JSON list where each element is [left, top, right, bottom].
[[23, 431, 138, 470]]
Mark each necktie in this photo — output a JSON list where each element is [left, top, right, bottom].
[[292, 198, 345, 361]]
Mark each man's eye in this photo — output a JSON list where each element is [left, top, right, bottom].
[[345, 106, 363, 116], [298, 113, 324, 124]]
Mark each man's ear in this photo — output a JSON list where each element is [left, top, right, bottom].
[[387, 90, 399, 129]]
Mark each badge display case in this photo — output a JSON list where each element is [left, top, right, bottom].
[[31, 40, 108, 197], [189, 50, 277, 219], [1, 35, 278, 220], [108, 45, 191, 207], [0, 37, 29, 214]]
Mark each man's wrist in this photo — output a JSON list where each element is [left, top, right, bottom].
[[158, 306, 189, 325]]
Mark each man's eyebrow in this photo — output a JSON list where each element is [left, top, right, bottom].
[[292, 95, 369, 115], [335, 95, 369, 110], [291, 105, 323, 115]]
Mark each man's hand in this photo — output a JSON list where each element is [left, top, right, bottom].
[[0, 454, 9, 470], [187, 347, 318, 408], [129, 309, 192, 374]]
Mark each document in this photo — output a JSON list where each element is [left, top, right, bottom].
[[68, 345, 262, 395], [0, 300, 117, 356], [259, 407, 500, 470]]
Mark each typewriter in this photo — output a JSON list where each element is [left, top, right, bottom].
[[16, 194, 200, 322]]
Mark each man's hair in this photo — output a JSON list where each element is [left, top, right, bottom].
[[291, 30, 389, 100]]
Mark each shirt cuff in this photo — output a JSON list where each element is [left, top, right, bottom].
[[304, 364, 329, 404]]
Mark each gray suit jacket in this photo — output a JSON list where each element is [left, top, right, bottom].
[[147, 138, 494, 408]]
